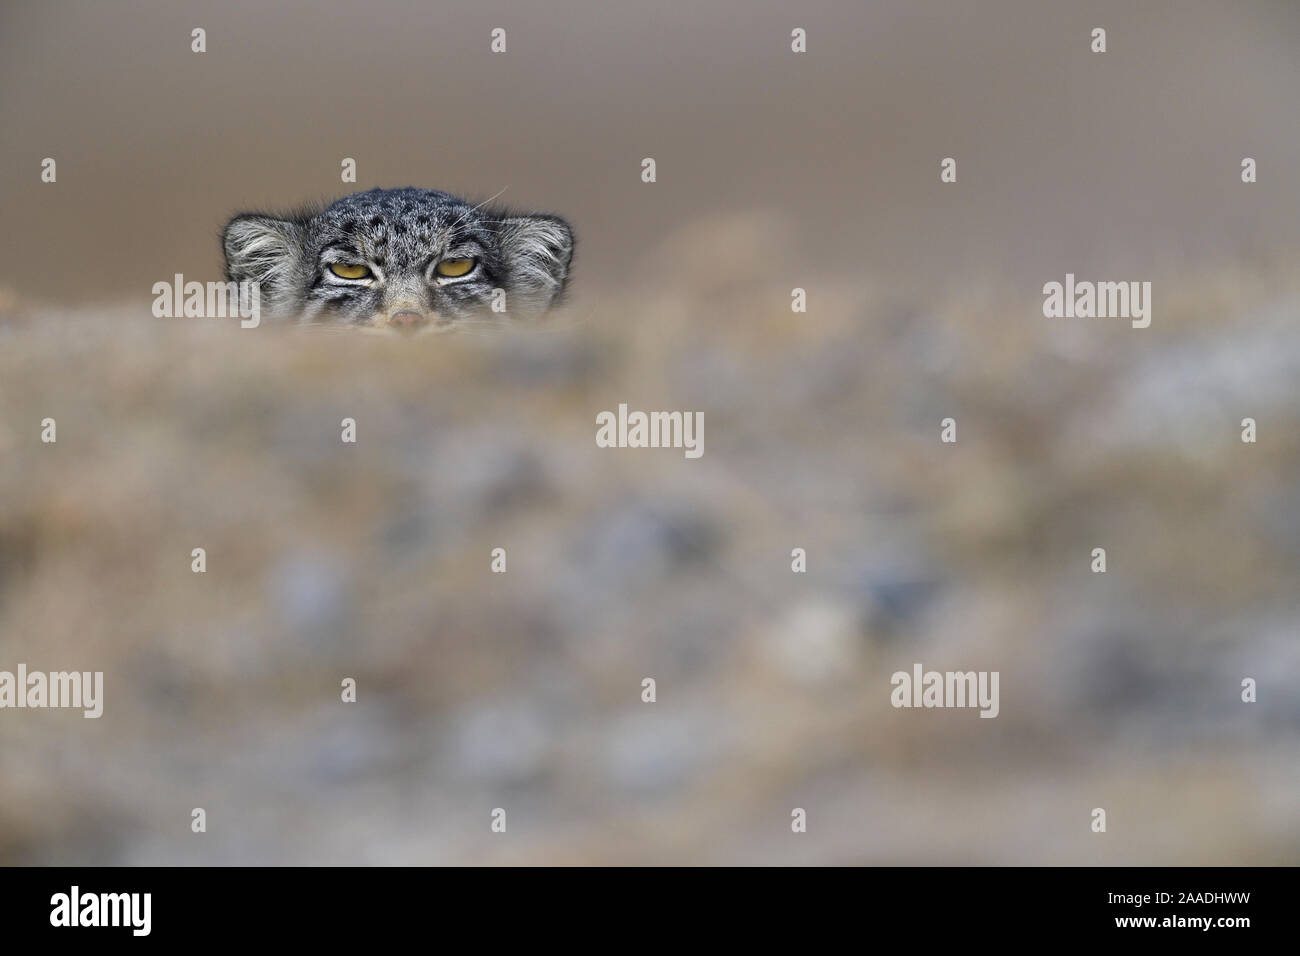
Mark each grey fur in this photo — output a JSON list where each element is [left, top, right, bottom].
[[222, 187, 574, 332]]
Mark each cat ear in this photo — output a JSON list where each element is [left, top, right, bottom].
[[495, 214, 574, 307], [221, 213, 306, 291]]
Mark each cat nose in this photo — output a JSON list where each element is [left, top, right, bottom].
[[388, 310, 427, 331]]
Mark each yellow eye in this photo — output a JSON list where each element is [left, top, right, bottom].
[[435, 258, 475, 278], [329, 263, 371, 280]]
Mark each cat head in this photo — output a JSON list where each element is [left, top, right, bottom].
[[222, 187, 574, 332]]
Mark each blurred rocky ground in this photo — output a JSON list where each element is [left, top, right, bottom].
[[0, 224, 1297, 864]]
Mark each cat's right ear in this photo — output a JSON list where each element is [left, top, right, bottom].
[[221, 213, 305, 291]]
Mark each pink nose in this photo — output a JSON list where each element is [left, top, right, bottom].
[[388, 310, 426, 331]]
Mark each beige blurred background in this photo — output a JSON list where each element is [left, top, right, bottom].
[[0, 0, 1298, 864]]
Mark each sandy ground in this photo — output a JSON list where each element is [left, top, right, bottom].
[[0, 234, 1297, 863]]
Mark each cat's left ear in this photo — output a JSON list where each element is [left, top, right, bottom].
[[495, 214, 575, 307], [222, 212, 306, 292]]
